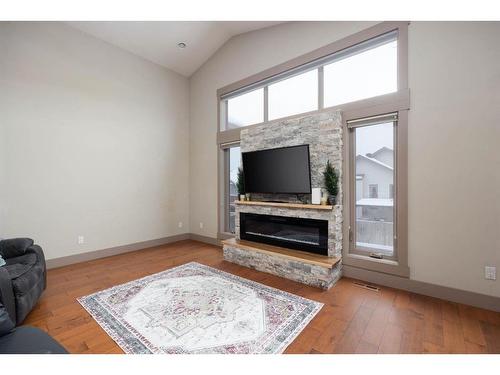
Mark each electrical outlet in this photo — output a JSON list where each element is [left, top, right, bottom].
[[178, 222, 183, 228], [77, 235, 84, 245], [485, 266, 496, 280], [199, 222, 204, 229]]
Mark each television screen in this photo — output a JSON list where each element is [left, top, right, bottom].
[[242, 145, 311, 194]]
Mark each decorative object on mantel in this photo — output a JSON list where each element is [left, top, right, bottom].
[[245, 193, 251, 201], [311, 187, 321, 204], [237, 166, 245, 201], [323, 160, 339, 206], [320, 194, 328, 206], [78, 262, 323, 354]]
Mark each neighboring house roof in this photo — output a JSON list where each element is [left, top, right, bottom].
[[356, 154, 394, 170], [356, 198, 394, 207], [367, 146, 393, 159]]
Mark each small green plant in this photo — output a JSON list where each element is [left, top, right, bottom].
[[323, 160, 338, 200], [236, 166, 245, 195]]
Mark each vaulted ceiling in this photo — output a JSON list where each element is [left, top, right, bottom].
[[67, 21, 283, 77]]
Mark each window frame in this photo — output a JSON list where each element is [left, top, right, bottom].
[[216, 22, 410, 277], [218, 142, 241, 240], [218, 22, 408, 137], [348, 113, 397, 262], [343, 110, 409, 277]]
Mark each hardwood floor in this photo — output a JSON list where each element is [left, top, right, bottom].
[[24, 240, 500, 354]]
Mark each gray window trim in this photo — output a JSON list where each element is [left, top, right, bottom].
[[216, 21, 410, 257], [218, 22, 408, 134], [218, 23, 406, 99], [343, 109, 409, 277], [218, 142, 240, 238], [349, 115, 396, 262]]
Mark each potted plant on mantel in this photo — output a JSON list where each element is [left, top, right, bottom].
[[237, 166, 245, 201], [323, 160, 339, 206]]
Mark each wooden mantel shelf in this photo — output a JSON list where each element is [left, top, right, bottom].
[[235, 200, 333, 210], [222, 238, 341, 269]]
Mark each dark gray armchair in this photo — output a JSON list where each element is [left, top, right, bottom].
[[0, 238, 47, 325]]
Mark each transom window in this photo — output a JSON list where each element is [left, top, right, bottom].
[[220, 31, 398, 130], [323, 39, 397, 107], [227, 88, 264, 128], [268, 69, 318, 120]]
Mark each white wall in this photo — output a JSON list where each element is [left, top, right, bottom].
[[407, 22, 500, 297], [189, 21, 500, 297], [0, 22, 190, 260]]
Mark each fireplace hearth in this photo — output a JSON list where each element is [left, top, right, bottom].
[[240, 212, 329, 256]]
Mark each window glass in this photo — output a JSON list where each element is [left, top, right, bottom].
[[324, 40, 397, 107], [227, 89, 264, 128], [354, 122, 394, 256], [268, 69, 318, 120], [369, 185, 379, 198], [227, 146, 241, 233]]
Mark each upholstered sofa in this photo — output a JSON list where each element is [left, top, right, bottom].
[[0, 238, 47, 325], [0, 302, 67, 354]]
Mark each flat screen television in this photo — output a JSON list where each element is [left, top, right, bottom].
[[242, 145, 311, 194]]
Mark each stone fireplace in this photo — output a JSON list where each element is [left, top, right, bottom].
[[222, 109, 343, 289]]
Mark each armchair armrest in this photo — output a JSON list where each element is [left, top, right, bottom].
[[0, 238, 34, 259], [0, 302, 15, 337], [0, 268, 16, 324], [26, 244, 47, 290]]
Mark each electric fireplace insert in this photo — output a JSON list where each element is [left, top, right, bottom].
[[240, 212, 328, 256]]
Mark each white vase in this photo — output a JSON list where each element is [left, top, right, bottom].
[[239, 194, 246, 201]]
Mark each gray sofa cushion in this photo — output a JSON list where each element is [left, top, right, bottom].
[[0, 326, 68, 354], [0, 303, 14, 336]]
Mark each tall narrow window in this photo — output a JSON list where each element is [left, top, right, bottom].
[[225, 146, 241, 233], [349, 115, 396, 258]]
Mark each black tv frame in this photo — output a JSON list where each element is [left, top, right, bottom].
[[242, 144, 312, 195]]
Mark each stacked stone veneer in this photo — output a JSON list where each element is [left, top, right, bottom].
[[223, 110, 344, 289], [241, 110, 343, 205], [223, 245, 342, 289]]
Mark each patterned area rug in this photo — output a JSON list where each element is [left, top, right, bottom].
[[78, 262, 323, 354]]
